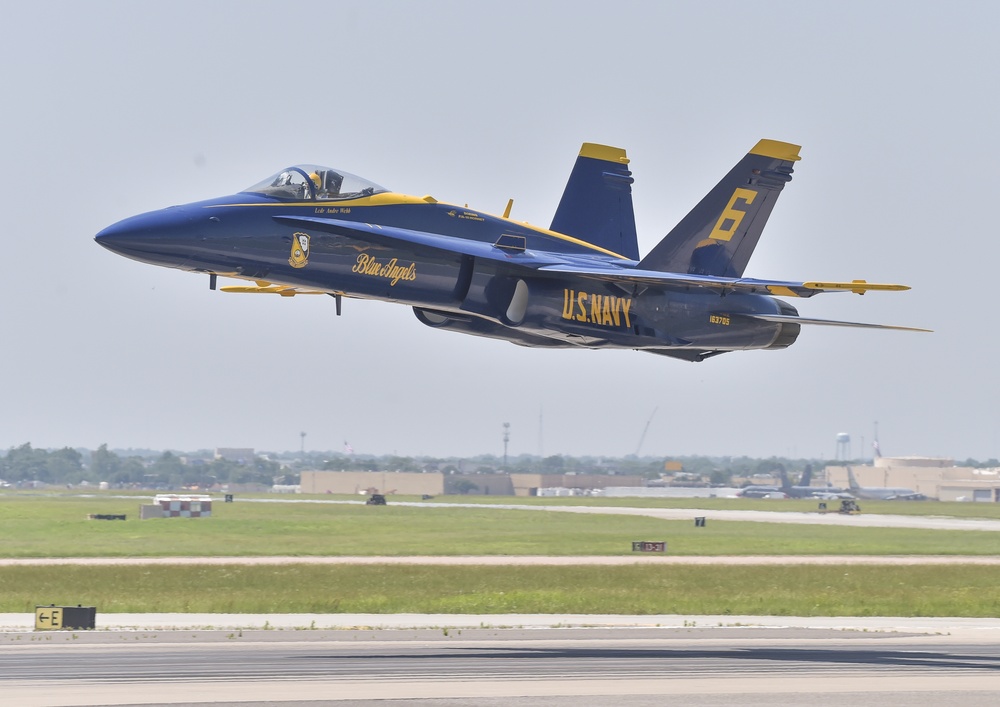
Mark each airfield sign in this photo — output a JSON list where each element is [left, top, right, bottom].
[[34, 605, 96, 630]]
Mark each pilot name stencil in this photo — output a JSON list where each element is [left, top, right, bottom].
[[562, 289, 633, 328]]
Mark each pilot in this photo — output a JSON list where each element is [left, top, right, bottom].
[[307, 171, 322, 198]]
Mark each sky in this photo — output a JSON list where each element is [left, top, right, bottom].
[[1, 1, 997, 461]]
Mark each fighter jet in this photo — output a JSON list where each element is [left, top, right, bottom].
[[95, 139, 925, 361]]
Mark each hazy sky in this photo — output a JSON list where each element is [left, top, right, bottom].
[[2, 2, 997, 461]]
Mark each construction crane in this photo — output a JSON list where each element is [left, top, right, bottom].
[[634, 407, 658, 456]]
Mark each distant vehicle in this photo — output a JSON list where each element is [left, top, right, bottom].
[[838, 498, 861, 514], [818, 498, 861, 514], [366, 493, 387, 506], [845, 466, 924, 500]]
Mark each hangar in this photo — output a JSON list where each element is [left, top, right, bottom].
[[824, 457, 1000, 501], [298, 471, 645, 497]]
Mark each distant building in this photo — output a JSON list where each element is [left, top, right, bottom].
[[825, 457, 1000, 501], [301, 471, 444, 496], [299, 470, 646, 497], [509, 473, 644, 497]]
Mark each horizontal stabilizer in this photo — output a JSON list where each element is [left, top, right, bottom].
[[736, 312, 931, 332]]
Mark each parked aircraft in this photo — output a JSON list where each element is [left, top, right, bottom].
[[737, 485, 784, 499], [845, 466, 927, 500], [740, 467, 854, 499], [778, 467, 849, 498], [96, 139, 925, 361]]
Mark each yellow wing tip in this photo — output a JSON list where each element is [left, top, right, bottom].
[[580, 143, 629, 164], [804, 281, 911, 294], [750, 139, 802, 162]]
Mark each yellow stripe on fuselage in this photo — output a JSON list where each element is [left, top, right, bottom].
[[207, 192, 436, 209], [207, 193, 631, 260]]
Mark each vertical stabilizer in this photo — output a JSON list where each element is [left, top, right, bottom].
[[550, 143, 640, 260], [638, 139, 800, 276]]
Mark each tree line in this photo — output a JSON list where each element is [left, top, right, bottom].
[[0, 444, 282, 488], [4, 443, 994, 490]]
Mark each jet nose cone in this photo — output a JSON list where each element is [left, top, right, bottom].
[[94, 218, 141, 256], [95, 207, 200, 267]]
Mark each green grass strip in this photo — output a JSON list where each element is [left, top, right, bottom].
[[5, 564, 1000, 616], [2, 496, 1000, 557]]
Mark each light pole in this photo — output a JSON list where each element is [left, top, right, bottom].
[[503, 422, 510, 471]]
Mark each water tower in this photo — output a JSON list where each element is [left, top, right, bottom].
[[835, 433, 851, 461]]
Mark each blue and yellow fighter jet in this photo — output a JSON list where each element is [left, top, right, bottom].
[[95, 139, 924, 362]]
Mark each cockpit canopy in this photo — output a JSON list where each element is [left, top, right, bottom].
[[243, 165, 388, 202]]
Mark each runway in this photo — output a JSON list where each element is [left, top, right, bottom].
[[3, 615, 1000, 706]]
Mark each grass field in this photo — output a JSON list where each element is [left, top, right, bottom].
[[3, 493, 999, 616], [2, 494, 1000, 558], [14, 490, 1000, 518], [4, 564, 1000, 616]]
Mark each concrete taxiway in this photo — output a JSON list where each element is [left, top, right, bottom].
[[2, 615, 1000, 706]]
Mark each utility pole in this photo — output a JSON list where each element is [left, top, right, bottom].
[[538, 406, 544, 458], [503, 422, 510, 470]]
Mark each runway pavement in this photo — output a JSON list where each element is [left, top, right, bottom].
[[3, 615, 1000, 706]]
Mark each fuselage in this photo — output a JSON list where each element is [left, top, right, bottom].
[[95, 165, 799, 356]]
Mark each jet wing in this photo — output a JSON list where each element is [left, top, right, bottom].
[[537, 263, 910, 298], [274, 215, 919, 316]]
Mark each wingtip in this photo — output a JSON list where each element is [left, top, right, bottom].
[[803, 281, 912, 294]]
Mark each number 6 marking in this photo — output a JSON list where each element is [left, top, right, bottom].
[[709, 187, 757, 242]]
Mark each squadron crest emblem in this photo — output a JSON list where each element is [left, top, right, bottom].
[[288, 232, 310, 268]]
